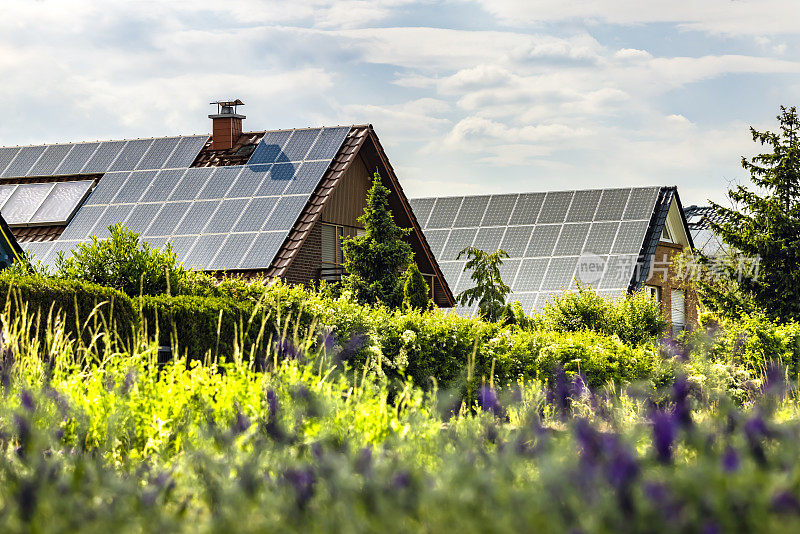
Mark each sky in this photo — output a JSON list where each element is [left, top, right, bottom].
[[1, 1, 799, 206]]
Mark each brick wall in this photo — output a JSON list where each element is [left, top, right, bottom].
[[283, 223, 322, 286], [645, 241, 699, 329]]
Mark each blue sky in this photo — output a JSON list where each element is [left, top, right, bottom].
[[1, 1, 799, 206]]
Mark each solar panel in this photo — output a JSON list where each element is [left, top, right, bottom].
[[165, 235, 197, 258], [253, 162, 295, 196], [2, 183, 54, 224], [84, 140, 127, 173], [183, 234, 227, 268], [515, 258, 548, 291], [537, 191, 574, 224], [197, 166, 239, 200], [453, 195, 489, 227], [409, 198, 435, 228], [60, 205, 106, 239], [163, 136, 208, 169], [611, 220, 649, 254], [438, 261, 465, 290], [525, 225, 561, 257], [204, 198, 250, 234], [422, 229, 449, 257], [28, 144, 73, 177], [594, 189, 631, 221], [29, 181, 93, 225], [0, 184, 18, 209], [44, 241, 75, 265], [55, 142, 100, 175], [541, 256, 579, 291], [555, 223, 590, 256], [283, 160, 330, 195], [283, 129, 322, 162], [168, 168, 213, 201], [306, 127, 350, 160], [500, 225, 532, 257], [175, 200, 220, 235], [23, 241, 54, 263], [239, 231, 286, 269], [112, 170, 157, 204], [109, 139, 152, 172], [473, 226, 504, 253], [599, 255, 638, 289], [140, 168, 185, 203], [584, 222, 620, 255], [208, 233, 256, 270], [441, 228, 477, 261], [2, 146, 47, 178], [232, 165, 270, 197], [0, 148, 21, 176], [566, 189, 601, 223], [264, 196, 308, 230], [509, 193, 544, 225], [623, 187, 660, 220], [93, 204, 135, 238], [482, 194, 517, 226], [136, 137, 181, 170], [248, 130, 294, 165], [426, 197, 462, 229], [498, 258, 521, 287], [85, 172, 130, 205], [126, 203, 164, 235], [233, 197, 278, 233], [143, 202, 191, 237]]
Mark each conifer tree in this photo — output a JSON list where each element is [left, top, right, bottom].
[[402, 262, 430, 311], [708, 106, 800, 320], [342, 171, 413, 308]]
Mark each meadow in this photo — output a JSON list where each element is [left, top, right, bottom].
[[1, 272, 800, 533]]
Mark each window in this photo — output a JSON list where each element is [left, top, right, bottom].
[[321, 223, 343, 265], [661, 222, 673, 243], [671, 289, 686, 336], [644, 285, 660, 303]]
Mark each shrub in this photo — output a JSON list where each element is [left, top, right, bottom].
[[402, 263, 430, 311], [542, 285, 666, 345], [54, 223, 192, 297], [456, 247, 511, 322]]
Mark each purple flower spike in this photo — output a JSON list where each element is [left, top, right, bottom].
[[652, 410, 676, 464], [283, 467, 316, 509], [771, 491, 800, 514], [722, 446, 739, 473], [574, 418, 602, 465], [763, 363, 787, 399], [478, 386, 504, 418], [671, 376, 692, 429], [20, 390, 34, 412]]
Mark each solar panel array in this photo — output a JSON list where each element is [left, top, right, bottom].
[[0, 181, 93, 225], [0, 136, 208, 178], [21, 127, 350, 271], [411, 187, 661, 315]]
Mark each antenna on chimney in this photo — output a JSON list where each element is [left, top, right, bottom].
[[208, 99, 246, 151]]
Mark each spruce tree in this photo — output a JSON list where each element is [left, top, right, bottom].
[[402, 262, 430, 311], [708, 106, 800, 320], [342, 171, 413, 308]]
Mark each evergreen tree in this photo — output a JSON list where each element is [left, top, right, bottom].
[[456, 247, 511, 322], [402, 263, 430, 311], [708, 106, 800, 320], [342, 171, 413, 308]]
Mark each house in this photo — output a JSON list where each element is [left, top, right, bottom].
[[410, 186, 698, 332], [0, 101, 454, 307], [683, 205, 728, 256]]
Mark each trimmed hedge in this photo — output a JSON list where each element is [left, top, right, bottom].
[[0, 272, 137, 348]]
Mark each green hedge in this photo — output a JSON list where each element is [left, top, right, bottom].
[[0, 272, 137, 349]]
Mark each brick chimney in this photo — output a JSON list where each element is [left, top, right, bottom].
[[208, 99, 245, 151]]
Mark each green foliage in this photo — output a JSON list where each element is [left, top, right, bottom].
[[708, 106, 800, 321], [402, 263, 430, 311], [342, 172, 414, 308], [541, 285, 667, 345], [456, 247, 511, 322], [54, 223, 192, 297]]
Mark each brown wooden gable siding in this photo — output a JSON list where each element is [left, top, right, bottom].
[[320, 155, 371, 229]]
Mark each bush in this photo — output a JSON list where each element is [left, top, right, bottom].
[[0, 271, 137, 350], [542, 285, 667, 345], [402, 263, 430, 311], [54, 223, 193, 297]]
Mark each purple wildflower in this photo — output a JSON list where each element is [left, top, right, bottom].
[[574, 418, 602, 466], [763, 363, 787, 399], [20, 390, 34, 412], [391, 470, 412, 490], [651, 410, 676, 464], [722, 446, 740, 473], [275, 339, 300, 360], [478, 386, 504, 418], [338, 333, 367, 363], [701, 522, 721, 534], [355, 447, 372, 476], [771, 491, 800, 514], [547, 366, 571, 417], [233, 410, 251, 435], [283, 467, 316, 509], [672, 376, 692, 429], [744, 414, 769, 465]]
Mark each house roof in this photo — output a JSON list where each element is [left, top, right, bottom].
[[410, 186, 688, 315], [0, 211, 23, 268], [683, 204, 727, 255], [1, 125, 453, 305]]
